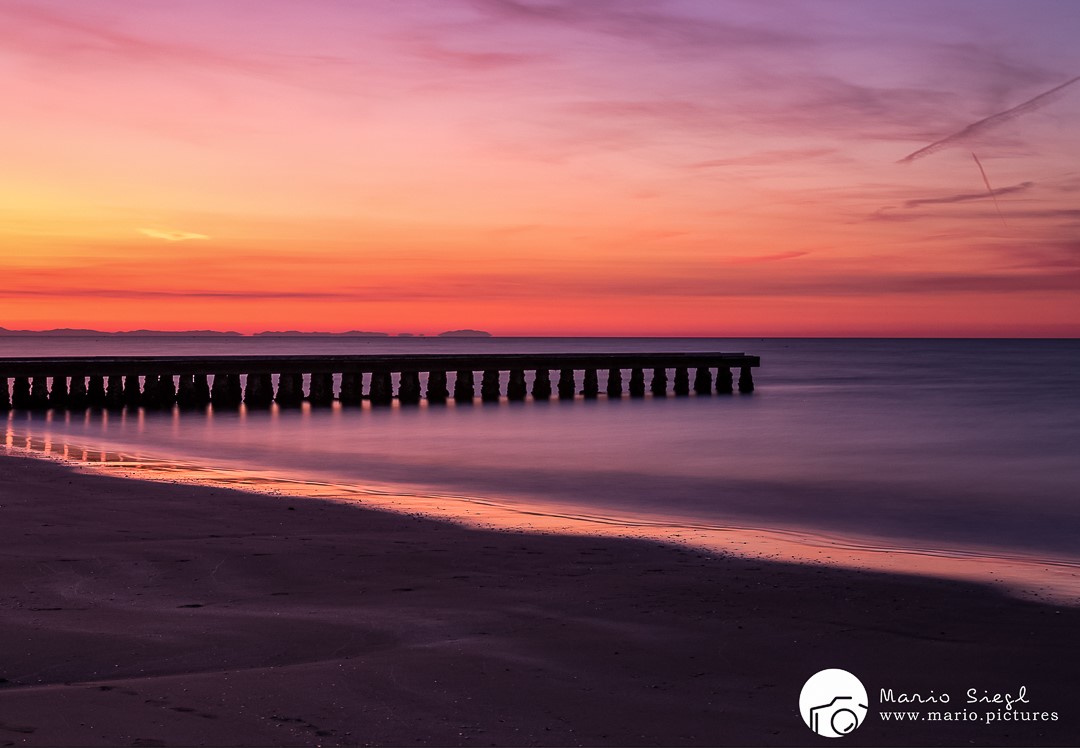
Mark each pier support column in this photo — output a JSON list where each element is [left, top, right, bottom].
[[141, 375, 161, 409], [738, 366, 755, 393], [557, 369, 575, 400], [716, 367, 733, 394], [276, 373, 303, 407], [532, 369, 551, 400], [157, 375, 176, 408], [369, 372, 393, 405], [398, 371, 421, 404], [176, 375, 196, 408], [227, 373, 242, 406], [0, 376, 10, 411], [211, 373, 241, 408], [582, 369, 599, 399], [426, 371, 448, 403], [693, 367, 712, 395], [309, 372, 335, 406], [12, 377, 31, 409], [673, 367, 690, 396], [245, 373, 274, 408], [87, 376, 106, 407], [210, 373, 230, 407], [606, 368, 623, 398], [193, 374, 211, 407], [628, 368, 645, 398], [507, 369, 527, 401], [106, 376, 124, 409], [454, 370, 474, 402], [122, 374, 142, 408], [339, 373, 363, 406], [30, 377, 49, 409], [481, 370, 500, 402], [49, 376, 69, 409], [650, 368, 668, 397]]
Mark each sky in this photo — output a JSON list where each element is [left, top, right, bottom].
[[2, 0, 1079, 336]]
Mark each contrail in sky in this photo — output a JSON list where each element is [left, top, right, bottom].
[[971, 152, 1007, 228], [898, 75, 1080, 163]]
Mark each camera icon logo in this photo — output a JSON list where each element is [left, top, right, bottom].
[[799, 669, 869, 738]]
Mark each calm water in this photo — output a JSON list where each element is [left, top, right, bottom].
[[4, 337, 1080, 601]]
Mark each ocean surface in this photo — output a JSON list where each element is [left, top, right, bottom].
[[4, 337, 1080, 602]]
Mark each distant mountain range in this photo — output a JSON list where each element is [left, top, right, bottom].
[[436, 329, 492, 337], [0, 327, 492, 338], [253, 331, 389, 337]]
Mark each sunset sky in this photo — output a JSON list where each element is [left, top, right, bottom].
[[2, 0, 1078, 335]]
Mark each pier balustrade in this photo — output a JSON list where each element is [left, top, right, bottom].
[[0, 353, 758, 411]]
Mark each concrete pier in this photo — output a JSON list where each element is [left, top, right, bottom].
[[13, 377, 30, 409], [739, 366, 755, 393], [558, 369, 575, 400], [69, 375, 87, 409], [276, 373, 303, 407], [606, 368, 622, 398], [309, 372, 334, 406], [87, 375, 106, 407], [143, 375, 161, 409], [717, 367, 734, 394], [532, 369, 552, 400], [507, 369, 527, 401], [674, 367, 690, 396], [31, 376, 49, 408], [210, 373, 231, 408], [582, 369, 599, 399], [340, 372, 363, 406], [106, 375, 123, 409], [481, 370, 500, 402], [245, 373, 274, 408], [426, 371, 448, 403], [158, 375, 177, 408], [0, 352, 759, 411], [49, 376, 68, 409], [651, 367, 668, 397], [454, 370, 474, 402], [70, 375, 88, 405], [369, 371, 393, 405], [694, 367, 712, 395], [398, 371, 421, 404]]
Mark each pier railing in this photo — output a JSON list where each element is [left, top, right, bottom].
[[0, 353, 759, 410]]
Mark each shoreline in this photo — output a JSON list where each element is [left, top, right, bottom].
[[1, 452, 1078, 745], [7, 433, 1080, 608]]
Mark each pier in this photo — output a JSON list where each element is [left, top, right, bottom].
[[0, 353, 759, 411]]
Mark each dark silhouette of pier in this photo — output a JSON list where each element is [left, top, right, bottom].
[[0, 353, 759, 411]]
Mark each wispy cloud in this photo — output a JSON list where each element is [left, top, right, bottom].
[[0, 2, 279, 76], [986, 241, 1080, 271], [469, 0, 813, 52], [0, 1, 366, 99], [0, 287, 347, 300], [138, 228, 209, 242], [403, 35, 543, 71], [689, 149, 835, 169], [903, 181, 1035, 208], [898, 75, 1080, 163], [724, 251, 810, 264]]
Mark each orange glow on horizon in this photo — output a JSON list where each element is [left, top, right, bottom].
[[3, 2, 1079, 337]]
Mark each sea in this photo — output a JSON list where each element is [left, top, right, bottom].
[[3, 337, 1079, 603]]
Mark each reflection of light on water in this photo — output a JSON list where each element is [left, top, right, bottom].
[[4, 422, 1079, 607]]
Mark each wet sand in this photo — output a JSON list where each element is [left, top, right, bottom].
[[0, 454, 1077, 746]]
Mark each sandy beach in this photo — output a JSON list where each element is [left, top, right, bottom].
[[0, 453, 1077, 747]]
